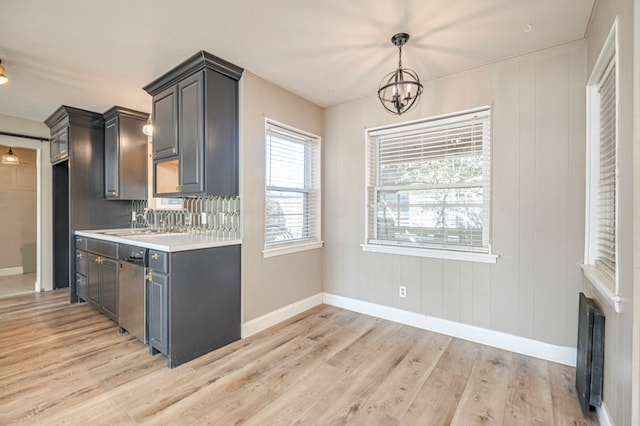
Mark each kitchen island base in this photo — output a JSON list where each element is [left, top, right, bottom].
[[147, 244, 241, 368]]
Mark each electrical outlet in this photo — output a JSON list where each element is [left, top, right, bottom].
[[131, 211, 137, 222], [201, 212, 207, 225], [399, 286, 407, 298]]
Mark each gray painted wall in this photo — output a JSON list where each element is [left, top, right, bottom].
[[323, 41, 587, 348], [240, 71, 324, 323], [585, 0, 635, 424]]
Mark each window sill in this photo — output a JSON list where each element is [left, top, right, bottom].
[[263, 240, 324, 258], [581, 264, 621, 313], [361, 244, 499, 264]]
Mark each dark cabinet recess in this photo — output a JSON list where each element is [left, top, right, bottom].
[[146, 245, 241, 368], [46, 106, 131, 302], [143, 50, 243, 197], [103, 106, 149, 200]]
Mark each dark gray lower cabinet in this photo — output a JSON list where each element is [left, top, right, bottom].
[[148, 271, 169, 355], [88, 253, 101, 307], [147, 244, 240, 368], [75, 248, 88, 300], [78, 237, 119, 322], [100, 258, 118, 321]]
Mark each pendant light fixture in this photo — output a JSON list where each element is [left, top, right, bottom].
[[0, 59, 8, 85], [142, 117, 153, 136], [378, 33, 423, 115], [2, 147, 19, 165]]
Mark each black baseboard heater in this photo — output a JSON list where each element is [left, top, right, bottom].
[[576, 292, 605, 416]]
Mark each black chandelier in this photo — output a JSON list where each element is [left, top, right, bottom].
[[377, 33, 423, 115]]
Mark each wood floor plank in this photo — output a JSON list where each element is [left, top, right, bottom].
[[0, 290, 595, 425], [400, 338, 480, 425], [294, 323, 421, 424], [502, 353, 554, 425], [450, 345, 513, 425], [548, 362, 599, 426], [349, 330, 452, 423]]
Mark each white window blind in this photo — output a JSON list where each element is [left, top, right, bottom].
[[594, 59, 617, 280], [265, 121, 320, 249], [366, 108, 491, 253]]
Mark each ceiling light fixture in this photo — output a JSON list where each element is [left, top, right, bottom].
[[378, 33, 423, 115], [142, 118, 153, 136], [0, 60, 8, 85], [2, 147, 19, 165]]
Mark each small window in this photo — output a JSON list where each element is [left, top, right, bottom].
[[264, 119, 321, 257], [364, 107, 494, 261], [584, 19, 619, 306]]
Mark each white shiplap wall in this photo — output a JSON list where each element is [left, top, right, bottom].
[[322, 41, 587, 348]]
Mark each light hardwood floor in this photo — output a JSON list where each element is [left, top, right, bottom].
[[0, 290, 598, 425]]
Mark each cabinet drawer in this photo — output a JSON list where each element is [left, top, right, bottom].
[[86, 239, 118, 259], [76, 250, 88, 276], [148, 250, 169, 273], [75, 236, 87, 251]]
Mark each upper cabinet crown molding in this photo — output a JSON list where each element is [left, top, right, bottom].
[[143, 50, 244, 96], [103, 106, 149, 122], [45, 105, 105, 130]]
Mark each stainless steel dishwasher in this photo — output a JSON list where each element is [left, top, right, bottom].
[[118, 244, 147, 344]]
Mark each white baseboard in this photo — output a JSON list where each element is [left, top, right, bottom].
[[241, 293, 323, 338], [0, 266, 23, 277], [322, 293, 577, 367], [597, 402, 614, 426]]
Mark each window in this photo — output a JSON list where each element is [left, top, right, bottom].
[[363, 107, 496, 263], [584, 19, 620, 311], [264, 119, 321, 257]]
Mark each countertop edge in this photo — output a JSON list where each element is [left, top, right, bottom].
[[75, 230, 242, 252]]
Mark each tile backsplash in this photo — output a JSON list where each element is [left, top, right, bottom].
[[131, 196, 241, 238]]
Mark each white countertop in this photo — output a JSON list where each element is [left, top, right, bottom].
[[75, 229, 241, 252]]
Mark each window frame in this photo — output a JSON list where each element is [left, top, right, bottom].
[[263, 118, 322, 258], [362, 106, 498, 263], [583, 18, 621, 312]]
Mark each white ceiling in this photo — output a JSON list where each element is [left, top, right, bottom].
[[0, 0, 595, 123]]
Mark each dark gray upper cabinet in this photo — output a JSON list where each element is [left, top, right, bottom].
[[151, 87, 178, 160], [103, 107, 149, 200], [50, 125, 68, 164], [177, 71, 205, 194], [143, 50, 243, 197], [45, 105, 131, 303]]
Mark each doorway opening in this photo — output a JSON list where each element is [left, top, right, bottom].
[[0, 145, 38, 297]]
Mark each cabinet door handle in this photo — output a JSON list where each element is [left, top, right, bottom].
[[151, 253, 159, 260], [146, 272, 153, 281], [77, 253, 84, 259], [95, 257, 103, 264]]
